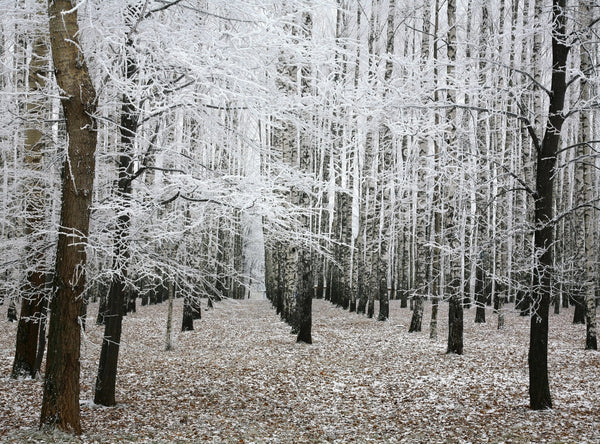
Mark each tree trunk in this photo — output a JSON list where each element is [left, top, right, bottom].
[[33, 278, 50, 378], [529, 0, 568, 411], [12, 13, 49, 379], [181, 295, 194, 331], [93, 4, 141, 407], [577, 0, 597, 350], [40, 0, 98, 433], [408, 295, 423, 332], [296, 248, 313, 344], [7, 299, 17, 322], [573, 294, 585, 324], [474, 264, 486, 323], [447, 278, 463, 354], [429, 296, 439, 339], [165, 280, 174, 351], [12, 275, 46, 378]]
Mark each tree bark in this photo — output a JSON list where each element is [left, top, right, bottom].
[[40, 0, 98, 433]]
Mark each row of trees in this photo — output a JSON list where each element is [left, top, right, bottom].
[[0, 0, 598, 434]]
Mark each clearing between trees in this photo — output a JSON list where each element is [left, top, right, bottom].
[[1, 299, 599, 443]]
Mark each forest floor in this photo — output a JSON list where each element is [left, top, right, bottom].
[[1, 297, 599, 443]]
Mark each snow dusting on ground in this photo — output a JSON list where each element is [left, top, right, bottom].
[[1, 299, 599, 443]]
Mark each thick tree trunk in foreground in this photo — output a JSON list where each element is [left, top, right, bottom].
[[529, 0, 568, 411], [40, 0, 98, 434]]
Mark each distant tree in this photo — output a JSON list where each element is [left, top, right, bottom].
[[474, 262, 486, 323], [181, 294, 195, 332]]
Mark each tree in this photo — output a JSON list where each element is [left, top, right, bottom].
[[528, 0, 569, 411], [576, 0, 598, 351], [12, 2, 49, 379], [94, 2, 142, 408], [40, 0, 98, 433], [445, 0, 463, 355]]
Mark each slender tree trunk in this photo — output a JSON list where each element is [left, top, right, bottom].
[[474, 264, 486, 323], [409, 296, 424, 332], [447, 278, 463, 354], [12, 6, 49, 379], [94, 4, 141, 406], [33, 277, 50, 377], [40, 0, 98, 433], [529, 0, 568, 411], [444, 0, 462, 353], [577, 0, 597, 351], [429, 0, 441, 340], [7, 299, 17, 322], [165, 280, 174, 351], [295, 11, 313, 344]]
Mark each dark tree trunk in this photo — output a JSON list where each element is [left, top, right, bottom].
[[475, 304, 486, 323], [356, 290, 367, 314], [12, 22, 49, 380], [447, 279, 463, 355], [408, 295, 424, 332], [367, 278, 375, 318], [349, 297, 357, 313], [474, 264, 486, 323], [529, 0, 568, 411], [377, 281, 389, 321], [96, 292, 108, 325], [400, 289, 408, 308], [126, 288, 136, 313], [516, 289, 531, 316], [7, 299, 17, 322], [93, 278, 126, 406], [181, 295, 194, 332], [40, 0, 98, 433], [572, 294, 585, 324], [296, 250, 313, 344], [316, 275, 324, 299], [12, 274, 46, 378], [93, 3, 140, 408]]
